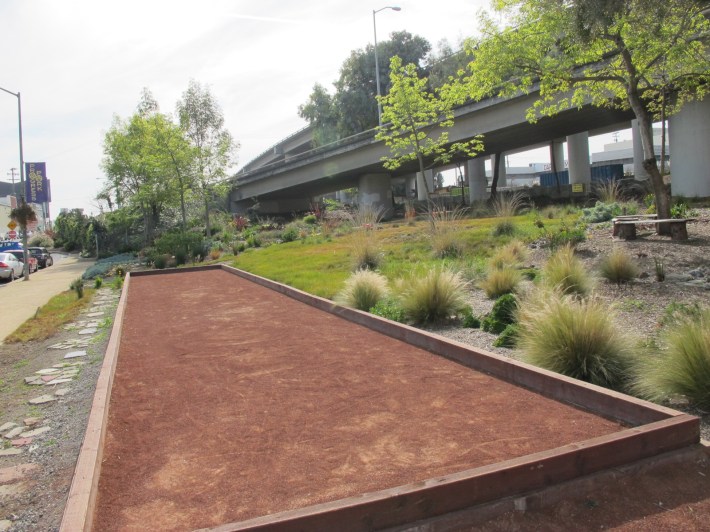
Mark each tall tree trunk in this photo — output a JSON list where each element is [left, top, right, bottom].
[[489, 153, 501, 201], [416, 154, 431, 198], [627, 95, 671, 224], [204, 191, 211, 238]]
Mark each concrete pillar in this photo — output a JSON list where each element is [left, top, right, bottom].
[[566, 132, 591, 185], [405, 174, 417, 199], [632, 119, 651, 181], [358, 173, 393, 219], [669, 98, 710, 197], [491, 154, 507, 187], [466, 158, 487, 203], [550, 139, 565, 174], [416, 170, 435, 200]]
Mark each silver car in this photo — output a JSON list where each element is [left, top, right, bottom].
[[0, 252, 24, 282]]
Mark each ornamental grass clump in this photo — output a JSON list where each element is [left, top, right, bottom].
[[427, 205, 467, 258], [489, 240, 528, 270], [542, 244, 593, 297], [400, 268, 469, 324], [517, 289, 637, 391], [598, 248, 639, 286], [335, 270, 389, 312], [633, 308, 710, 409], [479, 267, 521, 299]]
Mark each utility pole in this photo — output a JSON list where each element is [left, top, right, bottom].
[[7, 168, 18, 203]]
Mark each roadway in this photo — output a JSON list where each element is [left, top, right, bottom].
[[0, 253, 96, 343]]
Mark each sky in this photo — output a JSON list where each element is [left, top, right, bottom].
[[0, 0, 631, 218]]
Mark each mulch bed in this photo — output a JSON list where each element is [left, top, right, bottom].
[[92, 269, 627, 531]]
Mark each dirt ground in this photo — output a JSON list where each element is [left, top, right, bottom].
[[94, 269, 627, 531]]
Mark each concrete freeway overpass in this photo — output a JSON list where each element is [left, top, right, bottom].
[[230, 90, 710, 216]]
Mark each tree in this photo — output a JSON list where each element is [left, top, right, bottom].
[[376, 56, 484, 199], [458, 0, 710, 219], [102, 91, 179, 245], [176, 80, 238, 236], [299, 31, 432, 144]]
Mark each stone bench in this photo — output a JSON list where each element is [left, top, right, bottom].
[[612, 217, 690, 241]]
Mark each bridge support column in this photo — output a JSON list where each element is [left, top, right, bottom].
[[632, 119, 651, 181], [669, 98, 710, 197], [358, 173, 393, 219], [466, 158, 487, 202], [550, 139, 565, 174], [491, 155, 507, 187], [416, 170, 435, 200], [567, 132, 591, 186]]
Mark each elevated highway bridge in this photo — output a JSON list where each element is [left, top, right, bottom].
[[230, 89, 710, 216]]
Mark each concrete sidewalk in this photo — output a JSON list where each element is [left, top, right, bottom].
[[0, 256, 95, 343]]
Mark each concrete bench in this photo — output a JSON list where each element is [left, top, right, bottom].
[[613, 217, 690, 240]]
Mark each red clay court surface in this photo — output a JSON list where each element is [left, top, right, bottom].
[[63, 266, 700, 531]]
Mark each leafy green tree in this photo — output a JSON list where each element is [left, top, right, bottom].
[[177, 80, 238, 236], [376, 56, 483, 198], [457, 0, 710, 219], [53, 209, 89, 252], [299, 31, 432, 144], [102, 91, 179, 244]]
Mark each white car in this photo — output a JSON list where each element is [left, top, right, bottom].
[[0, 252, 24, 282]]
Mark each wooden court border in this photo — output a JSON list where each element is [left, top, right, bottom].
[[60, 265, 699, 531]]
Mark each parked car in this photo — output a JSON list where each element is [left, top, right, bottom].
[[0, 252, 25, 282], [6, 250, 38, 274], [28, 247, 53, 268]]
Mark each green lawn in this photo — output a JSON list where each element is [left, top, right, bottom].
[[232, 213, 577, 299]]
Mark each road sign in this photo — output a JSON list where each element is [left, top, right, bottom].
[[7, 230, 18, 239], [7, 220, 17, 230]]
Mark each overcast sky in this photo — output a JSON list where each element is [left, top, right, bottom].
[[0, 0, 631, 217]]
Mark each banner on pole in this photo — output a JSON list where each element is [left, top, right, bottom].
[[25, 162, 49, 204]]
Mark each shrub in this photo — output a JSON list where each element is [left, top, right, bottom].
[[69, 278, 84, 299], [461, 307, 481, 328], [582, 201, 621, 223], [155, 230, 204, 259], [81, 253, 138, 280], [303, 214, 318, 225], [94, 277, 103, 289], [246, 233, 261, 248], [482, 293, 518, 334], [233, 241, 246, 254], [112, 276, 124, 291], [400, 268, 469, 324], [209, 248, 222, 260], [173, 249, 187, 265], [543, 222, 587, 249], [492, 219, 516, 237], [369, 298, 407, 323], [281, 225, 300, 243], [598, 248, 639, 285], [335, 270, 389, 311], [153, 254, 169, 269], [517, 290, 637, 391], [542, 244, 593, 297], [493, 323, 519, 348], [633, 308, 710, 409], [480, 267, 521, 299], [28, 233, 54, 248]]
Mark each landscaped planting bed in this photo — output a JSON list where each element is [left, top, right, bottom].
[[61, 266, 699, 531]]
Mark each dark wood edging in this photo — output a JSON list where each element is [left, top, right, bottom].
[[200, 415, 699, 532], [218, 265, 681, 427], [60, 274, 132, 532]]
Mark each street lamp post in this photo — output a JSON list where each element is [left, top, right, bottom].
[[1, 85, 30, 280], [373, 6, 401, 127]]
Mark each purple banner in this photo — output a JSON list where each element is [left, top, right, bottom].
[[25, 162, 49, 204]]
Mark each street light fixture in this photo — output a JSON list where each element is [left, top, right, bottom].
[[373, 6, 401, 127], [1, 85, 30, 280]]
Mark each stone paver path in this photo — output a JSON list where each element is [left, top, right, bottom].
[[0, 287, 120, 528]]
